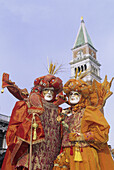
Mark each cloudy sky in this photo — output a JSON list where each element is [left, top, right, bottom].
[[0, 0, 114, 147]]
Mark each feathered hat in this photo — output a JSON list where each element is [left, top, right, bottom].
[[63, 69, 91, 98], [63, 68, 114, 108], [33, 62, 63, 94]]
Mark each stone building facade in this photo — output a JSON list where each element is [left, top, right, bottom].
[[0, 114, 10, 153], [0, 114, 10, 168]]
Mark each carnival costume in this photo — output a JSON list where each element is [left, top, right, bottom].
[[1, 63, 66, 170], [53, 70, 114, 170]]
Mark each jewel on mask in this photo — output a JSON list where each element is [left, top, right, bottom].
[[40, 81, 43, 85], [35, 89, 38, 92]]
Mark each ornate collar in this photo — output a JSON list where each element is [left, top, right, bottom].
[[70, 103, 86, 112]]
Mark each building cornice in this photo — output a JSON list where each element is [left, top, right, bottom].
[[69, 55, 101, 66], [89, 71, 102, 80], [72, 43, 97, 52]]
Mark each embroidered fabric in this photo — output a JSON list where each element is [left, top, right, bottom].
[[62, 108, 89, 148], [32, 99, 61, 170]]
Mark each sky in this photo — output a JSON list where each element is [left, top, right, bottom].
[[0, 0, 114, 148]]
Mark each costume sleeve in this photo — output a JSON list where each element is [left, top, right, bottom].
[[6, 101, 28, 151], [81, 106, 110, 150]]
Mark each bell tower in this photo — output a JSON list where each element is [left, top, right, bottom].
[[70, 17, 101, 83]]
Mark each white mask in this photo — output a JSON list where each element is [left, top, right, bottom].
[[69, 91, 81, 104], [43, 89, 54, 101]]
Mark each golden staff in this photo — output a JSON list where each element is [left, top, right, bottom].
[[29, 114, 33, 170], [29, 113, 38, 170]]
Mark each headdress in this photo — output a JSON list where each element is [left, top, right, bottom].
[[63, 69, 90, 98], [63, 68, 114, 108], [33, 62, 63, 94]]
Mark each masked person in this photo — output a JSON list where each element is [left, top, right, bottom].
[[53, 71, 114, 170], [1, 64, 66, 170]]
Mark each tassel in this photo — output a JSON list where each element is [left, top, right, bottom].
[[74, 148, 82, 161], [60, 146, 63, 153], [70, 146, 73, 155], [32, 113, 38, 141], [74, 143, 82, 162], [32, 122, 38, 140], [80, 147, 83, 152], [1, 88, 4, 93]]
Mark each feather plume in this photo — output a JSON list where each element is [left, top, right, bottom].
[[75, 68, 78, 79]]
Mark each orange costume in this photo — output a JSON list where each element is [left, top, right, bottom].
[[1, 72, 65, 170], [53, 75, 114, 170], [1, 100, 45, 170]]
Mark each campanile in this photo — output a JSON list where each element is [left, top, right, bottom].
[[70, 17, 101, 83]]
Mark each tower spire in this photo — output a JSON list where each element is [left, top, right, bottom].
[[81, 16, 84, 22], [73, 17, 93, 50], [70, 18, 101, 83]]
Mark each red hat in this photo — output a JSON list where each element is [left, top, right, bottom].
[[34, 74, 63, 94]]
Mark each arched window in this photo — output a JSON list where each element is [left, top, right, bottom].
[[78, 67, 80, 73], [81, 65, 83, 72], [93, 67, 95, 73], [84, 64, 87, 71], [96, 69, 98, 75]]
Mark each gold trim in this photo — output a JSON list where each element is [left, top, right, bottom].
[[25, 117, 41, 123], [17, 136, 45, 145], [28, 108, 44, 114]]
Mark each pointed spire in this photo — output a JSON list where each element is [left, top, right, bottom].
[[81, 16, 84, 22], [73, 17, 93, 49]]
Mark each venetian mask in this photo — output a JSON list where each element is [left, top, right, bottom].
[[42, 88, 54, 101], [69, 91, 81, 104]]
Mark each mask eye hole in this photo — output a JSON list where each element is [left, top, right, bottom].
[[69, 92, 73, 95], [74, 92, 79, 96], [69, 91, 80, 96], [44, 89, 48, 92]]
